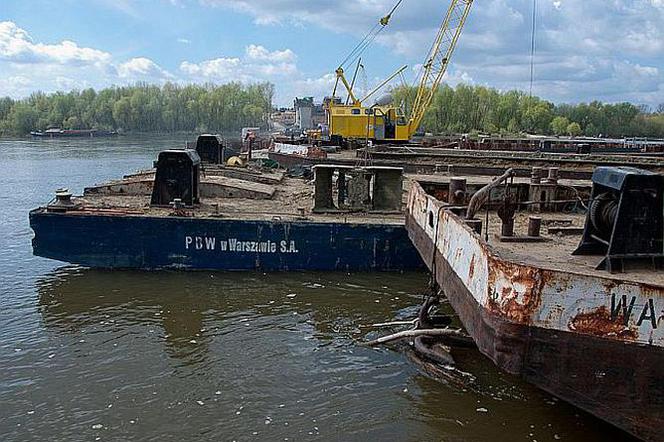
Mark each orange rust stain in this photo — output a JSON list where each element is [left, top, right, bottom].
[[487, 256, 545, 324], [431, 189, 448, 201], [468, 255, 476, 280], [569, 306, 638, 341], [640, 284, 664, 300], [601, 279, 620, 294]]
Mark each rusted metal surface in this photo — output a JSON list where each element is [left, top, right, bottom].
[[405, 181, 664, 441], [84, 179, 154, 196], [84, 177, 276, 200], [408, 181, 664, 346], [486, 257, 545, 324], [568, 306, 639, 340], [372, 146, 664, 171]]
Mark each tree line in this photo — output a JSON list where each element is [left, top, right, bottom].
[[0, 82, 274, 136], [392, 84, 664, 139], [1, 81, 663, 138]]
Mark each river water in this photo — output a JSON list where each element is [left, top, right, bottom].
[[0, 135, 633, 441]]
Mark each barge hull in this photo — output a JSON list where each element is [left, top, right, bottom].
[[30, 210, 423, 272], [405, 182, 664, 441]]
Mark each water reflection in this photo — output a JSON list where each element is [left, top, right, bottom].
[[32, 268, 635, 441], [36, 268, 424, 365], [24, 268, 446, 441], [37, 268, 212, 362]]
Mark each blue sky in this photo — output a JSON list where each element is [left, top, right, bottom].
[[1, 0, 663, 107]]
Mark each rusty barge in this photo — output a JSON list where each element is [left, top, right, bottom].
[[405, 166, 664, 440]]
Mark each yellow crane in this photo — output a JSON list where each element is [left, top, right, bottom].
[[326, 0, 473, 145]]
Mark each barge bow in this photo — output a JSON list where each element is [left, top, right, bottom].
[[405, 177, 664, 441]]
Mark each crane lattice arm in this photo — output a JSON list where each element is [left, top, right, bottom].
[[409, 0, 473, 135]]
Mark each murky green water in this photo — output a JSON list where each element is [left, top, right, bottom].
[[0, 136, 634, 441]]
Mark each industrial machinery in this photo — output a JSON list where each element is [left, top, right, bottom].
[[327, 0, 473, 145], [194, 134, 224, 164], [150, 150, 201, 207], [573, 167, 664, 272]]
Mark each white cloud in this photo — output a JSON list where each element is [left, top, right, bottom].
[[0, 21, 172, 97], [180, 44, 303, 105], [0, 21, 111, 65], [118, 57, 173, 80], [198, 0, 664, 106], [0, 21, 307, 103], [180, 44, 299, 95], [3, 0, 664, 108], [180, 57, 241, 78], [0, 76, 32, 97], [245, 44, 296, 63], [55, 76, 79, 91], [290, 73, 336, 99], [177, 38, 191, 44]]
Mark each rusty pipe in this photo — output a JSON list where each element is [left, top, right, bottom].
[[466, 168, 515, 220]]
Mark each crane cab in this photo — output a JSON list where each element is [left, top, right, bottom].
[[326, 102, 410, 145]]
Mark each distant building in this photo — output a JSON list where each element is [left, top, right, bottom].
[[271, 109, 296, 127], [312, 103, 326, 127], [294, 97, 315, 130]]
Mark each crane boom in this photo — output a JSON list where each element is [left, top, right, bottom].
[[409, 0, 473, 135], [325, 0, 472, 145]]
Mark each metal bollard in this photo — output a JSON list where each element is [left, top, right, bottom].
[[528, 216, 542, 237], [449, 177, 467, 206], [531, 167, 543, 184], [501, 219, 515, 237]]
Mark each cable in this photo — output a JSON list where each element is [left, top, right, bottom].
[[340, 23, 380, 69], [386, 0, 405, 21], [529, 0, 537, 97], [343, 24, 390, 70], [339, 0, 405, 69], [399, 70, 414, 116]]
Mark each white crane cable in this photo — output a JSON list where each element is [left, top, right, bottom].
[[529, 0, 537, 97], [339, 0, 405, 69]]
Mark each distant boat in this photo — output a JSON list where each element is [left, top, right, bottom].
[[30, 128, 118, 138]]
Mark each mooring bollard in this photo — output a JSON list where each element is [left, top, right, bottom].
[[531, 167, 543, 184], [528, 216, 542, 238], [449, 177, 467, 206], [501, 218, 515, 237]]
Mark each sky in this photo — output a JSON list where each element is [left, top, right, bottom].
[[0, 0, 663, 108]]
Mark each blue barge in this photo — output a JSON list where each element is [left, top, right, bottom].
[[30, 147, 423, 272], [30, 212, 421, 271]]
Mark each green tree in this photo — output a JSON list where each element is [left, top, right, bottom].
[[567, 122, 582, 137], [506, 118, 520, 134], [112, 97, 132, 130], [0, 97, 14, 122], [584, 123, 599, 137], [1, 81, 662, 138], [64, 116, 81, 129], [550, 116, 570, 136], [8, 103, 39, 134]]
